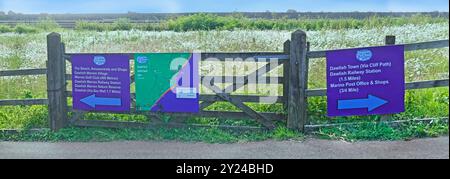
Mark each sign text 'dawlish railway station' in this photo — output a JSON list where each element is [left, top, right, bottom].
[[326, 45, 405, 117]]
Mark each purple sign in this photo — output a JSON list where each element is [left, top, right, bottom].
[[134, 53, 199, 113], [326, 45, 405, 117], [72, 54, 130, 112]]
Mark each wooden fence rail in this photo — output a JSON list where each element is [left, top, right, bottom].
[[65, 52, 288, 62], [0, 99, 48, 106], [0, 68, 48, 107], [306, 79, 450, 97], [0, 31, 449, 132], [0, 68, 47, 77], [252, 39, 450, 60]]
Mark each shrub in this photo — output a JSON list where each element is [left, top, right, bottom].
[[35, 18, 61, 31], [14, 24, 39, 34], [0, 25, 13, 33], [135, 23, 168, 31], [75, 21, 109, 31], [165, 14, 448, 32], [71, 14, 448, 32], [168, 13, 226, 31], [112, 18, 133, 31]]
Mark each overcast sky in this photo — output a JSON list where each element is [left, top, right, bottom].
[[0, 0, 448, 14]]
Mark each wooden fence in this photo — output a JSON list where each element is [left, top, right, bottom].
[[0, 31, 448, 132]]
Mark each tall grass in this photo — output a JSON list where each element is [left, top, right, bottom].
[[0, 14, 448, 34], [167, 13, 448, 31], [0, 14, 447, 34], [72, 14, 449, 32]]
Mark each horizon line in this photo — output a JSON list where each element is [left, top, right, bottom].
[[2, 11, 449, 15]]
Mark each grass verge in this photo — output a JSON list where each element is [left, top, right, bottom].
[[316, 120, 448, 142], [0, 120, 447, 143], [0, 125, 303, 143]]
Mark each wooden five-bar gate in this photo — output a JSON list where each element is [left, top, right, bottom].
[[0, 30, 448, 132]]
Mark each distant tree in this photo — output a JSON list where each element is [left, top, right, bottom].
[[0, 11, 5, 20], [230, 12, 245, 19], [8, 10, 16, 15], [287, 9, 297, 13]]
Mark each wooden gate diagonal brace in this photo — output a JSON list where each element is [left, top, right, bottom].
[[206, 84, 276, 129], [201, 60, 282, 110]]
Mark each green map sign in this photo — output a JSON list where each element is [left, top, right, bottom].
[[134, 53, 199, 113]]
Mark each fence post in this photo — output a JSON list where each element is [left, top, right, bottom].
[[385, 35, 396, 45], [46, 32, 68, 131], [283, 40, 290, 110], [287, 30, 308, 131], [380, 35, 396, 122], [305, 41, 311, 125]]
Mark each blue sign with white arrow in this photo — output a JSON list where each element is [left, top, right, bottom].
[[326, 45, 405, 116], [337, 95, 388, 112]]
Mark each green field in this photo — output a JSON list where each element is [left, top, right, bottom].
[[0, 14, 448, 142]]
